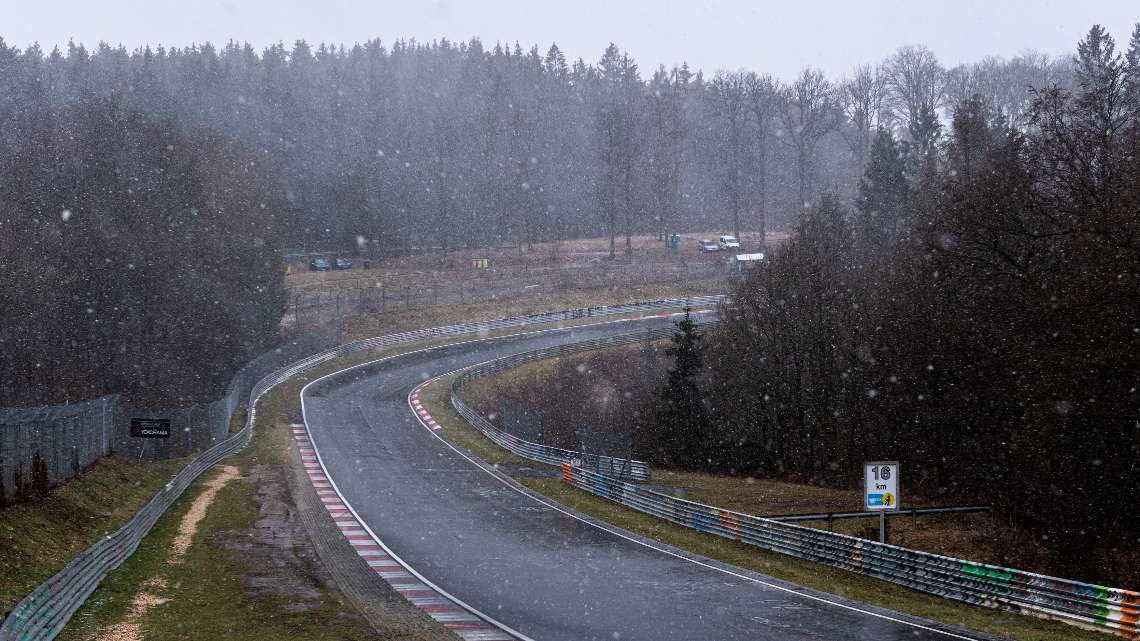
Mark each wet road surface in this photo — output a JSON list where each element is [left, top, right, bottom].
[[301, 317, 1002, 641]]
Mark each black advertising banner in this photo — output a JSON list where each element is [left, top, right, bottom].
[[130, 418, 172, 438]]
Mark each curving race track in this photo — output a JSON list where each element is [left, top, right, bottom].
[[300, 315, 1004, 641]]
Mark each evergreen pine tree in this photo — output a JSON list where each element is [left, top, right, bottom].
[[655, 307, 708, 469], [854, 128, 908, 250], [1126, 24, 1140, 87]]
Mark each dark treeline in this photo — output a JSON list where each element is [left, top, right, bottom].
[[1, 35, 1074, 256], [0, 97, 287, 406], [665, 25, 1140, 584], [481, 24, 1139, 585], [0, 32, 1075, 406]]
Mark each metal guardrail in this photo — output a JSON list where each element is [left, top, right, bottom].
[[450, 328, 1140, 639], [769, 505, 992, 530], [0, 295, 725, 641], [450, 321, 721, 481]]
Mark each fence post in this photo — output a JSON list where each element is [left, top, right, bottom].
[[101, 397, 110, 457]]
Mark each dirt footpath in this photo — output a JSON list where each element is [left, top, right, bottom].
[[213, 463, 338, 609]]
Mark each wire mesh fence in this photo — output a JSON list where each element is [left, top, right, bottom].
[[0, 397, 115, 501], [0, 331, 337, 501]]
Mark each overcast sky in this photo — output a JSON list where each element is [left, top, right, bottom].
[[5, 0, 1138, 79]]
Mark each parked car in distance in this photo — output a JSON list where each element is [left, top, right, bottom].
[[309, 258, 331, 271], [333, 257, 353, 270], [699, 239, 720, 252], [719, 235, 741, 250]]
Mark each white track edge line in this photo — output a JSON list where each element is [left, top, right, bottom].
[[296, 316, 695, 641], [405, 367, 989, 639]]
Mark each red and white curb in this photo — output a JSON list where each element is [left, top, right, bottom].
[[411, 396, 441, 430], [290, 423, 517, 641]]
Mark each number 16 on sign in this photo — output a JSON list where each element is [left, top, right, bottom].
[[864, 461, 899, 543]]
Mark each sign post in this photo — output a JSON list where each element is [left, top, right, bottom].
[[864, 461, 899, 543]]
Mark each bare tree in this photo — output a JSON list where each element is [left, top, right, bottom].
[[709, 71, 749, 240], [778, 68, 841, 206], [646, 65, 688, 240], [943, 53, 1066, 129], [839, 64, 887, 173], [745, 72, 778, 246], [596, 44, 640, 257], [884, 45, 945, 151]]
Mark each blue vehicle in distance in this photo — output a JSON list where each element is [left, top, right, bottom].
[[309, 258, 331, 271]]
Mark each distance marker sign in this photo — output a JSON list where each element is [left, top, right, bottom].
[[864, 461, 899, 510]]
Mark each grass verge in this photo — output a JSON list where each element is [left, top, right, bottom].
[[56, 336, 486, 641], [340, 278, 726, 340], [424, 374, 1115, 641], [58, 418, 381, 641], [455, 348, 1026, 566], [0, 456, 190, 618]]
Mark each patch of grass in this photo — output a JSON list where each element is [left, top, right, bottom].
[[421, 376, 1113, 641], [0, 455, 190, 618], [652, 468, 866, 513], [457, 358, 559, 414], [59, 345, 440, 640], [453, 346, 1022, 567], [142, 477, 376, 641], [60, 464, 378, 641], [644, 469, 1008, 563], [57, 465, 226, 639], [341, 279, 726, 341], [418, 374, 530, 467]]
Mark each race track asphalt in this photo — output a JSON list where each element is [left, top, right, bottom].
[[301, 315, 1002, 641]]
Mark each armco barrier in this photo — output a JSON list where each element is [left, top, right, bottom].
[[0, 295, 725, 641], [450, 328, 1140, 640], [450, 317, 721, 481]]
